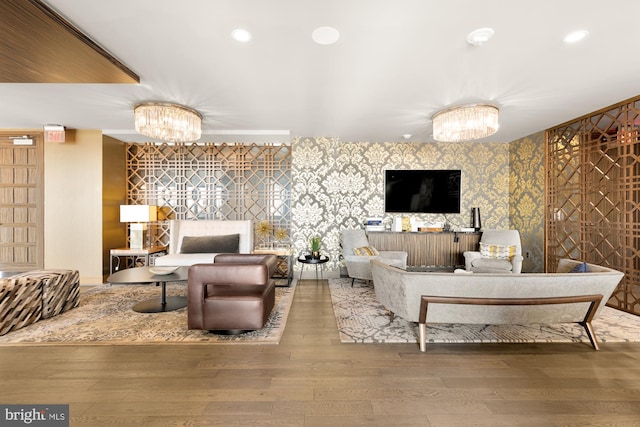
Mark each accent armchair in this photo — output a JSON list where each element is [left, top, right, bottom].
[[463, 229, 524, 274], [341, 228, 408, 286], [187, 253, 278, 334]]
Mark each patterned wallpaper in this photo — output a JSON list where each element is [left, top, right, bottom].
[[509, 132, 546, 272], [291, 137, 511, 270], [122, 135, 546, 274]]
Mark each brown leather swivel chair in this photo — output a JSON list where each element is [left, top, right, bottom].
[[187, 254, 278, 334]]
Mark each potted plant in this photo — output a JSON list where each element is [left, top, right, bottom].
[[310, 235, 321, 259]]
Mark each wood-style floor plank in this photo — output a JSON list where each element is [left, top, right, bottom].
[[1, 279, 639, 426]]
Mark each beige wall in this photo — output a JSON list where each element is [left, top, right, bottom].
[[44, 129, 104, 284], [102, 136, 127, 276]]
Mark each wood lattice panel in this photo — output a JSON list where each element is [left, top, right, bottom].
[[126, 142, 291, 248], [547, 96, 640, 315]]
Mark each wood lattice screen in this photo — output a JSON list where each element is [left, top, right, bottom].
[[546, 96, 640, 315], [126, 142, 291, 248]]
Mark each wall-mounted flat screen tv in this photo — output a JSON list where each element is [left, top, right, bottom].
[[384, 169, 461, 213]]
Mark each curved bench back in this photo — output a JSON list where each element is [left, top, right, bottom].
[[371, 259, 624, 324]]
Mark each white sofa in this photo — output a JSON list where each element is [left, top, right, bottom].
[[370, 258, 624, 351], [154, 220, 253, 267]]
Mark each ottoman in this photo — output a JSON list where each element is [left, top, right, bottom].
[[0, 275, 42, 336], [0, 269, 79, 335], [12, 269, 80, 318]]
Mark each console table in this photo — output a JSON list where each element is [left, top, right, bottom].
[[367, 231, 480, 267]]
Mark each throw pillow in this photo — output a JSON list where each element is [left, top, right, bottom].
[[569, 261, 588, 273], [180, 234, 240, 254], [479, 242, 516, 259], [352, 246, 379, 256]]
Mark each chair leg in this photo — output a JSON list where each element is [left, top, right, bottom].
[[351, 277, 355, 287]]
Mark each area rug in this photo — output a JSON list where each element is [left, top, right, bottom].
[[0, 281, 296, 345], [329, 278, 640, 344]]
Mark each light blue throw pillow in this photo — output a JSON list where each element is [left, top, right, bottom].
[[569, 262, 588, 273]]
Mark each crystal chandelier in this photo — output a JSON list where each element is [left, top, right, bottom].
[[134, 102, 202, 142], [432, 104, 499, 142]]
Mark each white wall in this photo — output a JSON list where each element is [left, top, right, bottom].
[[44, 129, 104, 284]]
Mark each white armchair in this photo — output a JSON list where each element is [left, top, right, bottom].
[[341, 228, 408, 286], [463, 229, 524, 274]]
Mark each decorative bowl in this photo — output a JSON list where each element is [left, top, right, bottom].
[[149, 266, 179, 275]]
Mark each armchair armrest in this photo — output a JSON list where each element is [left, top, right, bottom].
[[344, 254, 377, 263], [511, 255, 524, 274], [463, 251, 481, 270], [213, 253, 278, 278], [378, 250, 408, 269]]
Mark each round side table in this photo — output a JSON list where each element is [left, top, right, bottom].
[[297, 255, 329, 281]]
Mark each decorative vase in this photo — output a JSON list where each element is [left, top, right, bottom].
[[471, 207, 482, 231], [312, 251, 320, 259]]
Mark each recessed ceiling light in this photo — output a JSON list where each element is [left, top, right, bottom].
[[466, 27, 495, 46], [312, 27, 340, 45], [231, 28, 252, 43], [563, 30, 588, 44]]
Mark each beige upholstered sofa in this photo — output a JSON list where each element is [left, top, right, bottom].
[[370, 259, 624, 351], [0, 269, 79, 335], [154, 220, 254, 266]]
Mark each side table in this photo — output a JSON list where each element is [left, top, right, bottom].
[[110, 246, 168, 275], [297, 255, 329, 281], [253, 246, 293, 286]]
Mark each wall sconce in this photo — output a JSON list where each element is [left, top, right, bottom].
[[120, 205, 157, 249]]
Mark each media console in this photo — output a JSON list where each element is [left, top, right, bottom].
[[367, 231, 481, 268]]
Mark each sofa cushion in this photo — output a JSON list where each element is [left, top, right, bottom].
[[353, 246, 379, 256], [479, 243, 516, 259], [180, 234, 240, 254], [155, 253, 216, 266], [471, 257, 513, 271]]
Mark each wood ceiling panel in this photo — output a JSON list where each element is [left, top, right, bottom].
[[0, 0, 139, 83]]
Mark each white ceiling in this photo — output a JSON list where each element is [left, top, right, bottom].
[[2, 0, 640, 143]]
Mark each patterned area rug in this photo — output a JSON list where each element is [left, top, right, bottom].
[[329, 278, 640, 345], [0, 282, 296, 345]]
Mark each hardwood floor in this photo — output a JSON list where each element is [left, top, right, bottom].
[[1, 279, 640, 426]]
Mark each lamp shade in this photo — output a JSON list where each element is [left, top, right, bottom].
[[120, 205, 157, 223]]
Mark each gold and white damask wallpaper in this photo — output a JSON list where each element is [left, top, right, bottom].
[[290, 137, 524, 271], [509, 132, 545, 272]]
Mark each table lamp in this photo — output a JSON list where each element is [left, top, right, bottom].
[[120, 205, 157, 249]]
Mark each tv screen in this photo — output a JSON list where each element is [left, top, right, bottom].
[[384, 169, 461, 214]]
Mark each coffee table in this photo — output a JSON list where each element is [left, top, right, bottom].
[[107, 266, 189, 313]]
